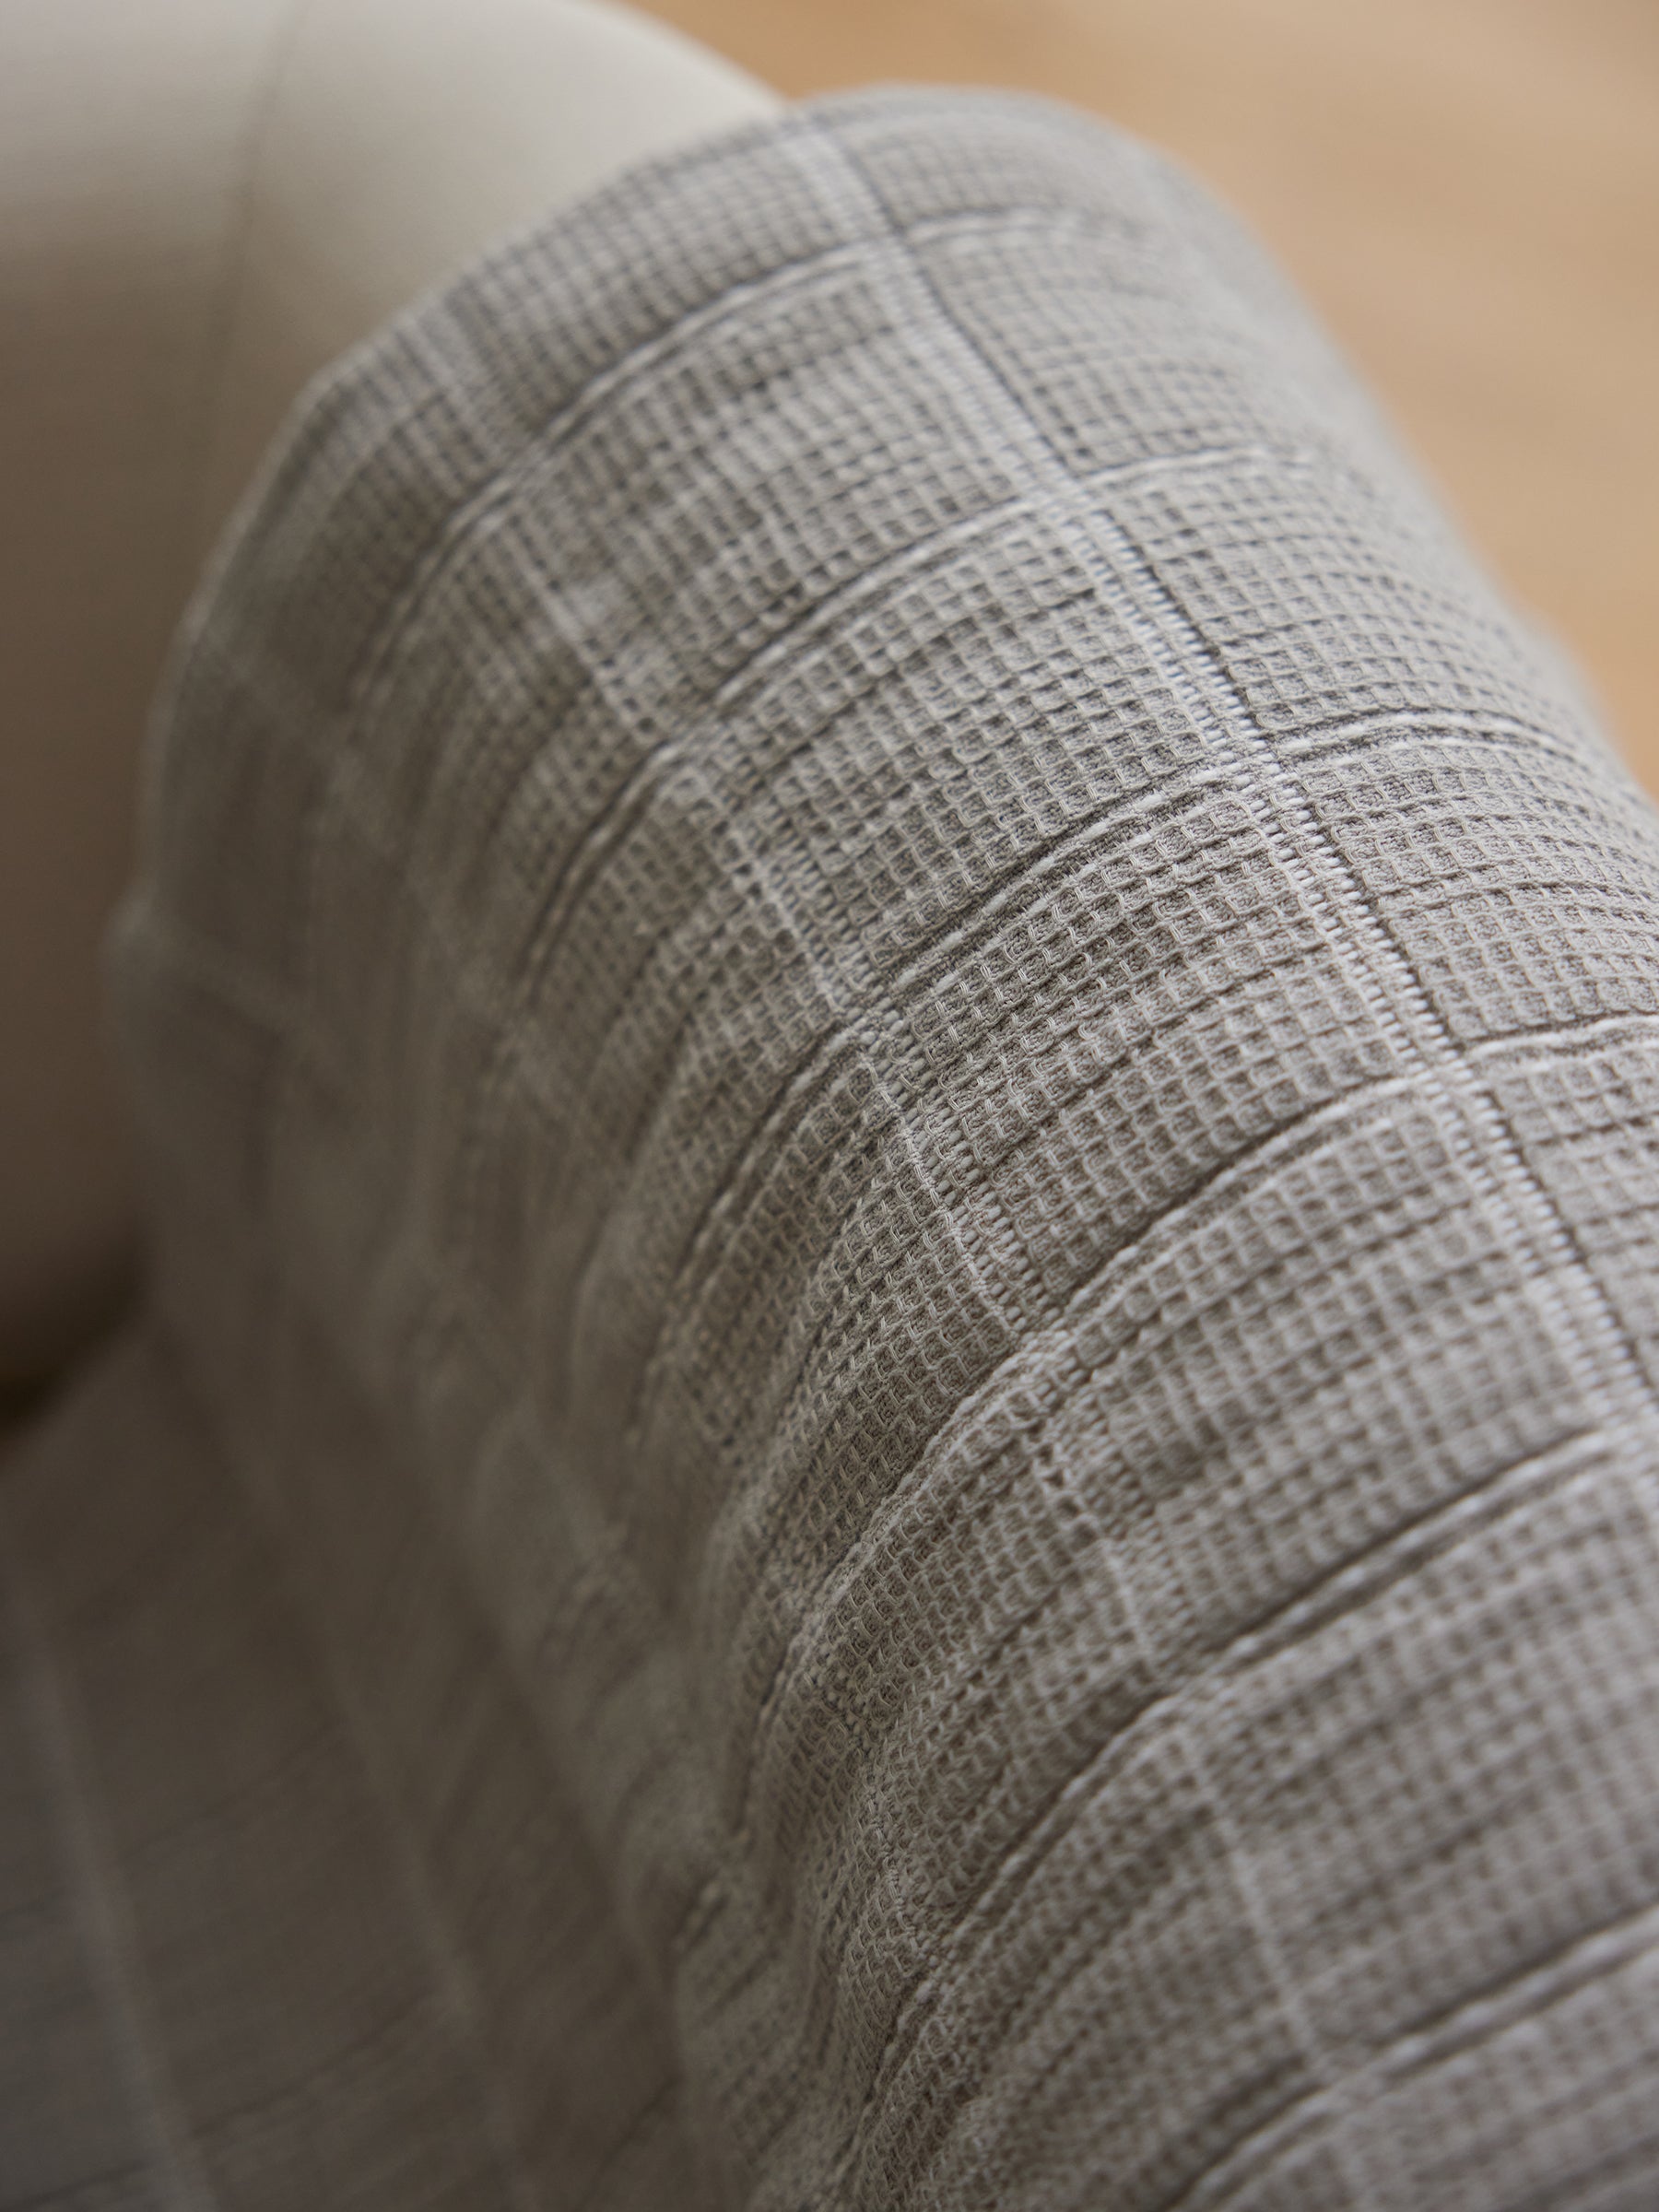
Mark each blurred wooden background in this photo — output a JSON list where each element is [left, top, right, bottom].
[[641, 0, 1658, 784]]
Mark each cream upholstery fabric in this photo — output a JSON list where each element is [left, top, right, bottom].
[[0, 0, 776, 1386], [6, 88, 1659, 2208]]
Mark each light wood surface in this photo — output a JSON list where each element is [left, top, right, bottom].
[[642, 0, 1659, 783]]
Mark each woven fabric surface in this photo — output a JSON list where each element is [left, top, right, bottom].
[[6, 87, 1659, 2209]]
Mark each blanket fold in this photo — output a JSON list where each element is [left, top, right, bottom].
[[6, 87, 1659, 2210]]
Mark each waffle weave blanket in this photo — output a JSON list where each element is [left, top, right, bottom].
[[6, 88, 1659, 2211]]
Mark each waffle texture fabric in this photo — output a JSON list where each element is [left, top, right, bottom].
[[6, 87, 1659, 2211]]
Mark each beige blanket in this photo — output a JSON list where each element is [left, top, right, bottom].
[[6, 89, 1659, 2208]]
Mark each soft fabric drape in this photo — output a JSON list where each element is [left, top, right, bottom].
[[6, 89, 1659, 2210]]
